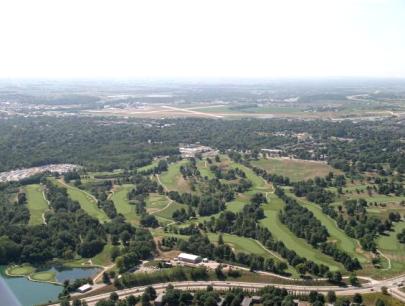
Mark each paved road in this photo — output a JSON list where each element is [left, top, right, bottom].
[[51, 273, 405, 306]]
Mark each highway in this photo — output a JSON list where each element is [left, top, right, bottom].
[[51, 274, 405, 306]]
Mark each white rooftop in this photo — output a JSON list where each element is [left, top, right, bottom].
[[78, 284, 92, 292], [178, 253, 201, 261]]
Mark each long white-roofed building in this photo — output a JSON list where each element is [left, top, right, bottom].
[[177, 252, 202, 264]]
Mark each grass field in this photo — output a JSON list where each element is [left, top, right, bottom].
[[154, 201, 188, 221], [260, 193, 343, 271], [287, 191, 367, 263], [30, 271, 56, 283], [196, 159, 215, 179], [92, 244, 114, 266], [7, 265, 36, 276], [137, 159, 160, 172], [146, 193, 169, 213], [25, 184, 48, 225], [159, 160, 191, 192], [251, 158, 338, 182], [52, 179, 109, 223], [111, 184, 139, 225]]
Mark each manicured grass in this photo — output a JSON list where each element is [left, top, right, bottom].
[[92, 244, 114, 266], [159, 160, 190, 192], [137, 160, 160, 172], [146, 193, 169, 213], [378, 221, 405, 252], [53, 179, 109, 223], [7, 265, 36, 276], [287, 191, 367, 263], [260, 193, 343, 271], [207, 233, 277, 259], [30, 271, 56, 283], [251, 158, 338, 182], [196, 159, 215, 179], [154, 202, 188, 220], [111, 184, 139, 225], [25, 184, 48, 225]]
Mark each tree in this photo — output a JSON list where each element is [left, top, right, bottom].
[[327, 290, 336, 303], [349, 273, 359, 286], [381, 286, 388, 295], [353, 293, 362, 304], [144, 286, 157, 300], [110, 292, 119, 302], [102, 272, 111, 285], [375, 299, 385, 306]]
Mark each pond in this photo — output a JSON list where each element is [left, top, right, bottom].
[[0, 265, 102, 306]]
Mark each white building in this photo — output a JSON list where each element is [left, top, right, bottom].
[[177, 253, 202, 264], [77, 284, 92, 293]]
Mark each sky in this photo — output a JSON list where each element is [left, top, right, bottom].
[[0, 0, 404, 79]]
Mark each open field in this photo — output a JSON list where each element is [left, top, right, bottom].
[[25, 184, 48, 225], [52, 179, 109, 223], [111, 184, 139, 225], [251, 158, 339, 182], [260, 193, 343, 271]]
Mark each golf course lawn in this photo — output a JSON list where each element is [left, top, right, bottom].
[[137, 159, 160, 172], [52, 179, 109, 223], [251, 158, 338, 182], [111, 184, 139, 225], [92, 243, 114, 266], [287, 191, 367, 263], [146, 193, 169, 213], [196, 159, 215, 179], [25, 184, 48, 225], [30, 271, 56, 283], [159, 160, 190, 192], [260, 193, 343, 271], [154, 201, 188, 221], [207, 233, 279, 259], [378, 221, 405, 252], [7, 265, 36, 276]]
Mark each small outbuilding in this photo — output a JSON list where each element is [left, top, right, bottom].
[[77, 284, 92, 293]]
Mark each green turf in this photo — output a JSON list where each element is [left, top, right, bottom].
[[146, 193, 170, 213], [378, 221, 405, 252], [260, 193, 343, 271], [30, 271, 57, 283], [154, 201, 188, 220], [137, 159, 160, 172], [53, 179, 109, 223], [92, 243, 114, 266], [7, 265, 36, 276], [25, 184, 48, 225], [159, 160, 190, 192], [287, 192, 367, 263], [111, 184, 139, 225], [196, 159, 215, 179], [251, 158, 338, 182]]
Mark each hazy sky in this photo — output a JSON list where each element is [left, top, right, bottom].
[[0, 0, 404, 78]]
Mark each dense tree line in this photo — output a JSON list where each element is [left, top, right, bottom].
[[1, 117, 403, 175]]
